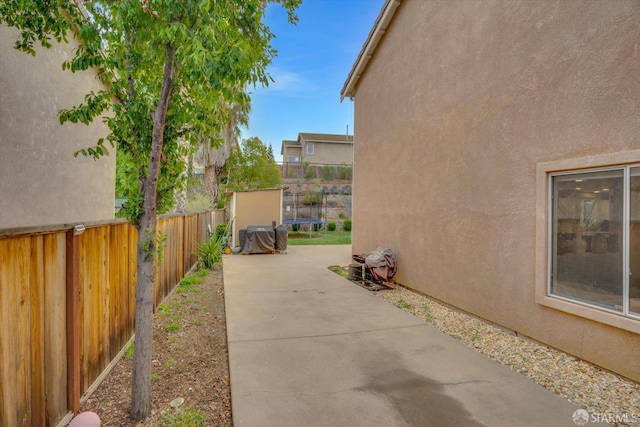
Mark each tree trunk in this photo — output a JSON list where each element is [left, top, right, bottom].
[[173, 186, 186, 214], [213, 165, 223, 207], [131, 43, 175, 420], [204, 164, 223, 209]]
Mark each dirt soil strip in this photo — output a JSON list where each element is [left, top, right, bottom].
[[80, 266, 232, 426]]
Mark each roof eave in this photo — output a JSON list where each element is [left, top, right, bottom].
[[340, 0, 402, 101]]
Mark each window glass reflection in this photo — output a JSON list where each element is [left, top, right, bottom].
[[628, 167, 640, 315], [552, 170, 624, 310]]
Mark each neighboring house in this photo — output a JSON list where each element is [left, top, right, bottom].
[[0, 25, 115, 229], [281, 139, 302, 163], [281, 133, 353, 165], [342, 0, 640, 383]]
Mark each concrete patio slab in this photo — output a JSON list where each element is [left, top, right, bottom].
[[223, 245, 595, 427]]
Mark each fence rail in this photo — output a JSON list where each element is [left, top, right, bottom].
[[0, 210, 225, 427]]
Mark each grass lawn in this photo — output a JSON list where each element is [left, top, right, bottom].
[[287, 231, 351, 245]]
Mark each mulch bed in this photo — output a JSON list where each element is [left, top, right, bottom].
[[80, 266, 232, 426]]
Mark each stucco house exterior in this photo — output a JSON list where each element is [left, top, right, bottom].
[[281, 132, 353, 165], [342, 0, 640, 383], [0, 25, 115, 229]]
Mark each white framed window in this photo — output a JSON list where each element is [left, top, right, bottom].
[[306, 142, 314, 155], [287, 156, 300, 163], [536, 151, 640, 334], [544, 163, 640, 323]]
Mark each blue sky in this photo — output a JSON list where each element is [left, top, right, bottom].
[[240, 0, 386, 162]]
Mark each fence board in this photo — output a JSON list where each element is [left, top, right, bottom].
[[98, 226, 111, 382], [0, 236, 19, 425], [79, 226, 112, 395], [17, 237, 31, 426], [29, 236, 45, 427], [80, 229, 92, 393], [128, 226, 137, 340], [0, 236, 32, 425], [43, 233, 68, 426], [108, 226, 120, 361], [0, 210, 222, 426]]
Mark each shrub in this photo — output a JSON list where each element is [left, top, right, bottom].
[[343, 219, 352, 231], [197, 238, 222, 268], [338, 212, 345, 219], [216, 196, 226, 209], [185, 192, 212, 213], [303, 162, 313, 180], [196, 223, 228, 269], [302, 193, 320, 205], [338, 163, 352, 180], [292, 223, 299, 232], [215, 222, 228, 240], [327, 222, 336, 231], [323, 166, 335, 180]]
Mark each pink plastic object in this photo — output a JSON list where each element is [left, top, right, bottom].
[[68, 411, 101, 427]]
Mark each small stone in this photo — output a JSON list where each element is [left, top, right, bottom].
[[170, 397, 184, 408]]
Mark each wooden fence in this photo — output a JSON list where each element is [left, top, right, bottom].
[[0, 210, 225, 427], [279, 162, 353, 181]]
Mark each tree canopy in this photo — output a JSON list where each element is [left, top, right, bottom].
[[1, 0, 300, 419], [224, 136, 282, 191]]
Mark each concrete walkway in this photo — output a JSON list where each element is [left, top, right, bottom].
[[223, 245, 589, 427]]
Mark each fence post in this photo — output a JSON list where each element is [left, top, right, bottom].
[[65, 231, 80, 414]]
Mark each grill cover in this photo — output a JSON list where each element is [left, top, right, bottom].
[[240, 226, 276, 254], [275, 224, 288, 251]]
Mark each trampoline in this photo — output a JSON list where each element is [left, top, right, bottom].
[[282, 191, 327, 233]]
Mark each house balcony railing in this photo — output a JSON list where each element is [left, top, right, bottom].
[[279, 161, 353, 181]]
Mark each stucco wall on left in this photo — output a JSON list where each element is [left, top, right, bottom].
[[0, 25, 115, 229]]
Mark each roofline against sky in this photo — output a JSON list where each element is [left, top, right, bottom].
[[280, 133, 354, 154], [340, 0, 402, 102]]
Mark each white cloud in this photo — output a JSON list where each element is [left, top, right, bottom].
[[251, 67, 320, 97], [268, 68, 302, 91]]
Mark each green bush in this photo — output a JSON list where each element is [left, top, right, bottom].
[[292, 223, 299, 232], [343, 219, 352, 231], [338, 163, 352, 180], [338, 212, 345, 219], [303, 162, 313, 180], [185, 192, 212, 213], [196, 222, 228, 269], [302, 193, 320, 205], [216, 196, 226, 209], [215, 222, 228, 240], [327, 222, 336, 231]]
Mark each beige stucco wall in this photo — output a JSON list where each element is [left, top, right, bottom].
[[283, 145, 302, 161], [351, 0, 640, 382], [0, 25, 115, 229], [302, 142, 353, 165], [231, 188, 283, 247]]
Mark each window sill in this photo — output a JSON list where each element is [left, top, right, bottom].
[[536, 294, 640, 334]]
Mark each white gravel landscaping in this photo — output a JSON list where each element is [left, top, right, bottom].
[[375, 284, 640, 427]]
